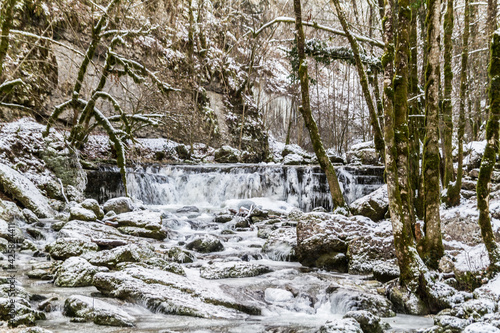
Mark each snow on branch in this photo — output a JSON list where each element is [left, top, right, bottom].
[[248, 16, 384, 49], [0, 78, 23, 94]]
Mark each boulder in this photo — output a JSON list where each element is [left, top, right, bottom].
[[186, 235, 224, 253], [327, 288, 395, 317], [295, 212, 348, 271], [262, 227, 297, 262], [93, 265, 260, 319], [84, 243, 155, 269], [103, 197, 134, 214], [0, 297, 46, 327], [64, 295, 135, 327], [22, 208, 39, 224], [350, 185, 388, 222], [165, 246, 195, 263], [450, 298, 497, 320], [372, 263, 399, 283], [344, 310, 383, 333], [58, 220, 134, 244], [214, 145, 240, 163], [318, 318, 363, 333], [0, 163, 53, 218], [176, 206, 200, 213], [345, 142, 380, 165], [283, 153, 305, 165], [81, 199, 104, 219], [46, 237, 99, 260], [433, 314, 468, 333], [55, 257, 108, 287], [69, 206, 97, 222], [463, 323, 500, 333], [0, 218, 24, 242], [200, 262, 272, 279], [110, 211, 166, 240]]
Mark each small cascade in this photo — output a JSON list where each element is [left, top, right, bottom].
[[85, 164, 385, 211]]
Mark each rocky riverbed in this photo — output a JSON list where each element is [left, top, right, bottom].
[[0, 118, 499, 332]]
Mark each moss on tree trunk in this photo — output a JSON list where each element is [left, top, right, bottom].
[[420, 0, 444, 268], [0, 0, 16, 79], [476, 28, 500, 272]]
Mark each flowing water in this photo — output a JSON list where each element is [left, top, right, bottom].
[[16, 164, 433, 332]]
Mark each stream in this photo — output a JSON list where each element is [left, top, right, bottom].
[[15, 164, 433, 332]]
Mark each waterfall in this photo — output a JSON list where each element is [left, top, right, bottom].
[[86, 164, 385, 211]]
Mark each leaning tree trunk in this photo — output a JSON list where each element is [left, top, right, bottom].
[[446, 0, 469, 207], [442, 0, 455, 202], [420, 0, 444, 268], [329, 0, 385, 164], [293, 0, 347, 212], [476, 29, 500, 272]]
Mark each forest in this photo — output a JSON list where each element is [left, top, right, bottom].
[[0, 0, 499, 332]]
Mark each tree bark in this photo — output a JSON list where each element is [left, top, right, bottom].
[[0, 0, 17, 79], [476, 28, 500, 272], [446, 0, 469, 207], [293, 0, 347, 212], [330, 0, 386, 164], [420, 0, 444, 268], [442, 0, 455, 199]]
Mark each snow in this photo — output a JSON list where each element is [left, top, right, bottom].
[[264, 288, 294, 302], [464, 323, 500, 333]]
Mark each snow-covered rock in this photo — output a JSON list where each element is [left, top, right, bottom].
[[103, 197, 134, 214], [318, 318, 363, 333], [464, 141, 486, 170], [186, 235, 224, 253], [200, 262, 272, 279], [164, 246, 195, 263], [264, 288, 294, 303], [262, 227, 297, 261], [69, 206, 97, 222], [64, 295, 135, 327], [343, 310, 383, 333], [81, 198, 104, 219], [46, 237, 99, 260], [55, 257, 108, 287], [83, 243, 155, 268], [214, 145, 240, 163], [0, 163, 53, 218], [108, 210, 167, 240], [283, 153, 305, 165], [350, 185, 388, 222], [0, 297, 46, 327], [463, 323, 500, 333], [92, 264, 261, 319], [345, 141, 380, 165]]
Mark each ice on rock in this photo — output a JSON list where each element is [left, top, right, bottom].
[[264, 288, 294, 303]]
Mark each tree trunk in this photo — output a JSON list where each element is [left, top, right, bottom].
[[382, 0, 426, 289], [442, 0, 455, 200], [293, 0, 347, 212], [0, 0, 17, 79], [330, 0, 386, 164], [446, 0, 469, 207], [476, 29, 500, 272], [420, 0, 444, 268]]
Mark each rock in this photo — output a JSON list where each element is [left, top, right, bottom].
[[328, 288, 395, 317], [26, 227, 44, 240], [264, 288, 294, 303], [200, 262, 272, 279], [0, 198, 23, 222], [165, 246, 195, 263], [103, 197, 134, 214], [0, 297, 46, 326], [46, 237, 99, 260], [344, 310, 383, 333], [93, 265, 260, 318], [463, 323, 500, 333], [450, 298, 496, 320], [84, 243, 154, 269], [186, 235, 224, 253], [64, 295, 135, 327], [372, 263, 399, 283], [214, 145, 240, 163], [38, 297, 58, 312], [176, 206, 200, 213], [0, 163, 54, 218], [142, 257, 186, 276], [27, 262, 60, 280], [55, 257, 108, 287], [387, 282, 428, 315], [283, 153, 305, 165], [464, 141, 486, 171], [81, 199, 104, 219], [346, 142, 380, 165], [174, 144, 191, 160], [0, 237, 8, 252], [295, 212, 348, 271], [69, 206, 97, 222], [110, 211, 166, 239], [433, 314, 468, 333], [262, 227, 297, 262], [318, 318, 363, 333], [20, 327, 54, 333], [0, 218, 24, 242], [22, 208, 39, 224], [214, 213, 234, 223], [58, 220, 135, 244], [350, 185, 388, 222]]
